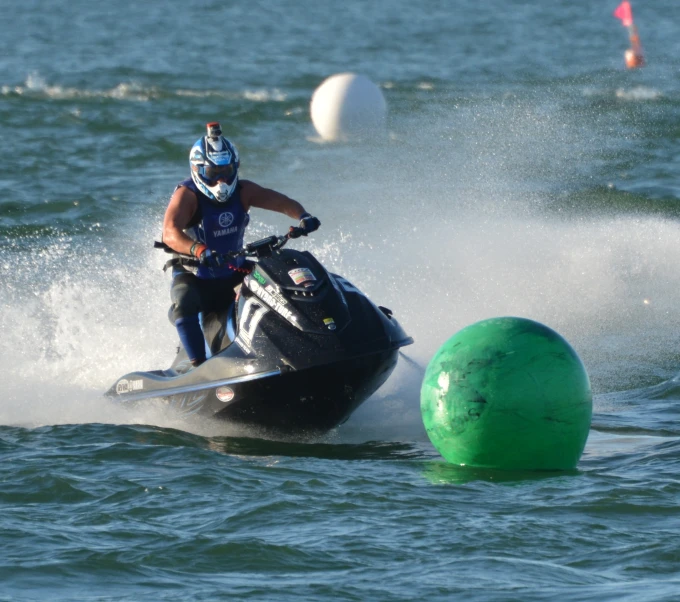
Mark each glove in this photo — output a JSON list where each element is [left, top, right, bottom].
[[191, 243, 223, 269], [200, 249, 224, 269], [298, 213, 321, 236]]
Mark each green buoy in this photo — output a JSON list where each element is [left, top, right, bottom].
[[420, 317, 592, 470]]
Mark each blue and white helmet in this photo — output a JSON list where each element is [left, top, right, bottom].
[[189, 122, 240, 203]]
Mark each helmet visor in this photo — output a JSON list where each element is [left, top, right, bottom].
[[203, 163, 237, 185]]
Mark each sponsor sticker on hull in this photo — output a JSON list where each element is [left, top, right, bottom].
[[216, 387, 235, 403], [288, 267, 316, 285], [116, 379, 144, 394], [248, 280, 296, 322]]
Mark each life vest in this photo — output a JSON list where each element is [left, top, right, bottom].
[[174, 178, 250, 279]]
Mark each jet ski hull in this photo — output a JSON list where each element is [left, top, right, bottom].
[[117, 348, 399, 435], [211, 348, 398, 433], [108, 237, 413, 436]]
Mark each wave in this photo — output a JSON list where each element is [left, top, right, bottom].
[[1, 72, 289, 103]]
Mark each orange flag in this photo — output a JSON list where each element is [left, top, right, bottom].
[[613, 1, 634, 27]]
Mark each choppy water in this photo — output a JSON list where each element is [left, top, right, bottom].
[[2, 0, 680, 599]]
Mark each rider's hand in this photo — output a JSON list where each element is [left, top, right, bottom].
[[298, 213, 321, 236], [191, 243, 223, 269], [200, 249, 224, 269]]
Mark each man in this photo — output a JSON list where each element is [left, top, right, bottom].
[[162, 122, 320, 368]]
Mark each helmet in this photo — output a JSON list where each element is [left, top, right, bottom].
[[189, 122, 240, 203]]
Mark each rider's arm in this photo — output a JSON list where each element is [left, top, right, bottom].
[[240, 179, 308, 219], [162, 186, 201, 255]]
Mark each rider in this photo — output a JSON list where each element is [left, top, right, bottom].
[[162, 122, 320, 368]]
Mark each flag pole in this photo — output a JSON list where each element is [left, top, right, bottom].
[[625, 23, 644, 69]]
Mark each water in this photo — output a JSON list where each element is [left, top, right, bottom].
[[2, 0, 680, 599]]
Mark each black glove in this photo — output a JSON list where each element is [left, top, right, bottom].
[[197, 248, 223, 269], [298, 213, 321, 236]]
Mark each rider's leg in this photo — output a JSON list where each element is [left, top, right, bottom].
[[171, 273, 206, 366]]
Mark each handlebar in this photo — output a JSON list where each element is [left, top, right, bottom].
[[236, 226, 306, 259], [155, 226, 308, 265]]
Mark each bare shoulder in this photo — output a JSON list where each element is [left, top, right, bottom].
[[164, 184, 198, 227]]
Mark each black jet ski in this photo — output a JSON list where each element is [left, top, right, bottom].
[[106, 228, 413, 435]]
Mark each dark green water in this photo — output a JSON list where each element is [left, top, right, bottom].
[[2, 0, 680, 599]]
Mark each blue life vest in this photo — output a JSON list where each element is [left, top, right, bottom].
[[175, 178, 250, 279]]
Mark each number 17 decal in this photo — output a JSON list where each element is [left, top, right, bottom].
[[238, 297, 268, 347]]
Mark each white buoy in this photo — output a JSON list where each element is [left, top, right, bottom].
[[310, 73, 387, 142]]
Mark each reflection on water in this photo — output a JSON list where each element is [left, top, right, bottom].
[[421, 460, 579, 486]]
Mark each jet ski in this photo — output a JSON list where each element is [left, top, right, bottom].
[[106, 228, 413, 435]]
